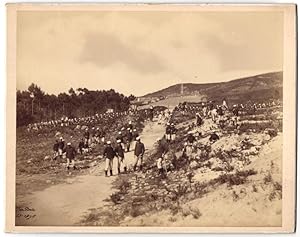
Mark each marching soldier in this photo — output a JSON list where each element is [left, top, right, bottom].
[[133, 137, 145, 172], [103, 141, 115, 177], [58, 137, 65, 159], [115, 139, 127, 174], [64, 142, 77, 170]]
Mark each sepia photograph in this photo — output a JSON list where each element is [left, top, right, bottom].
[[6, 3, 296, 233]]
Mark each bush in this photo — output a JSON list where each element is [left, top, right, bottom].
[[215, 169, 257, 186], [110, 192, 122, 205], [263, 173, 273, 184]]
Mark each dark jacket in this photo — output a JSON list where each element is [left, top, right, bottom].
[[115, 144, 125, 158], [170, 125, 177, 134], [58, 141, 65, 149], [157, 140, 169, 158], [187, 134, 196, 143], [64, 146, 76, 159], [132, 131, 139, 140], [165, 125, 171, 134], [53, 142, 59, 152], [103, 145, 115, 159], [78, 141, 84, 149], [134, 141, 145, 156], [196, 115, 203, 125], [126, 131, 133, 142], [84, 131, 90, 139]]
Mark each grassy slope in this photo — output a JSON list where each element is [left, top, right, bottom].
[[79, 104, 282, 227], [143, 71, 283, 104]]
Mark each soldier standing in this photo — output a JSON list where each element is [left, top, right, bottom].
[[103, 141, 115, 177], [58, 137, 65, 159], [133, 137, 145, 172], [115, 139, 127, 174], [64, 142, 77, 170]]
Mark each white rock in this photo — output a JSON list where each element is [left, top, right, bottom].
[[75, 125, 81, 130], [264, 134, 271, 141], [55, 132, 61, 137], [190, 161, 198, 169]]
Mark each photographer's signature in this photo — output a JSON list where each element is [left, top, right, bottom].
[[16, 206, 36, 220]]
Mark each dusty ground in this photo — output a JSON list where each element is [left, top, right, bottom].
[[119, 134, 282, 227], [16, 121, 165, 226], [15, 106, 282, 227]]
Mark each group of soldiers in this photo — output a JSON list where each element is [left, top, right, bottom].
[[49, 98, 281, 175], [103, 136, 145, 176], [52, 137, 76, 170], [27, 109, 137, 132], [52, 119, 147, 175], [165, 122, 177, 143]]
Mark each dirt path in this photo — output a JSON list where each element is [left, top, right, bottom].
[[16, 121, 166, 226]]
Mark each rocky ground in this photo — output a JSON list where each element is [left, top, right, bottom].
[[15, 105, 282, 227], [79, 106, 282, 227], [15, 120, 164, 226]]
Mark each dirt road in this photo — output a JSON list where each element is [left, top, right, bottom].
[[16, 121, 165, 226]]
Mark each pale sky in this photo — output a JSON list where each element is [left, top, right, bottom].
[[16, 10, 283, 96]]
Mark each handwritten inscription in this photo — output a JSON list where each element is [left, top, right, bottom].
[[16, 206, 36, 220]]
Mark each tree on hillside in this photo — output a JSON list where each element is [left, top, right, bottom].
[[16, 85, 135, 127]]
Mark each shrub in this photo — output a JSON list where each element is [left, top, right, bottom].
[[273, 182, 282, 191], [215, 169, 257, 186], [110, 192, 122, 205], [168, 216, 177, 222], [263, 173, 273, 184], [189, 207, 202, 219]]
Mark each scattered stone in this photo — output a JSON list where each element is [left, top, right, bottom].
[[264, 134, 271, 141], [249, 147, 259, 155], [55, 132, 61, 137], [81, 125, 88, 130], [190, 161, 198, 169], [74, 125, 81, 130]]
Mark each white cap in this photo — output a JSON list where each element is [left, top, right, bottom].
[[118, 131, 122, 134], [60, 137, 63, 139], [67, 142, 71, 145], [107, 141, 111, 145], [136, 136, 141, 141], [117, 139, 121, 143], [129, 121, 132, 124], [188, 131, 193, 134]]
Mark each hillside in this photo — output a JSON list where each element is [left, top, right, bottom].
[[143, 72, 283, 104]]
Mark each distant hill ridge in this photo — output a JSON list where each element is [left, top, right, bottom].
[[143, 71, 283, 103]]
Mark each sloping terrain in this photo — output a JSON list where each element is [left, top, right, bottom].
[[78, 104, 282, 227], [143, 71, 282, 104]]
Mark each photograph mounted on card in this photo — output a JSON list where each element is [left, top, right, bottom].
[[5, 3, 296, 233]]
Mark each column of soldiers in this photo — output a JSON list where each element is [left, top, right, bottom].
[[52, 119, 145, 176]]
